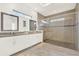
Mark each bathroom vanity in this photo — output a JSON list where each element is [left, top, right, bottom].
[[0, 31, 43, 56], [0, 12, 43, 56]]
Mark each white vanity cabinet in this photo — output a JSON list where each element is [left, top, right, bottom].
[[0, 32, 43, 56], [13, 35, 28, 53], [0, 37, 13, 56], [13, 33, 43, 54], [28, 33, 43, 46]]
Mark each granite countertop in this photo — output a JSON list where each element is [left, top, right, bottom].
[[0, 31, 43, 38]]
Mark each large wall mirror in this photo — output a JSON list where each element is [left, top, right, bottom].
[[30, 20, 36, 31], [1, 12, 19, 31]]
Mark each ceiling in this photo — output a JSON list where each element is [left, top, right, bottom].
[[26, 3, 76, 16]]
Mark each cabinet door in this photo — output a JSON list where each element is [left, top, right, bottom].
[[0, 37, 13, 56], [28, 33, 43, 46], [13, 34, 43, 54], [13, 35, 27, 52]]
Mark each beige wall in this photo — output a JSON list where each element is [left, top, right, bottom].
[[41, 9, 76, 44], [75, 4, 79, 49]]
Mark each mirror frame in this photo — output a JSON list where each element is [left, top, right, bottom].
[[1, 12, 19, 31]]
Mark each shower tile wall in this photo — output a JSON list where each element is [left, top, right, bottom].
[[75, 4, 79, 49], [43, 9, 76, 48]]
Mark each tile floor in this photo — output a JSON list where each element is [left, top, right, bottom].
[[14, 43, 79, 56], [44, 39, 75, 50]]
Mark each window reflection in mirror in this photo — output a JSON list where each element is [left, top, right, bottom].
[[23, 21, 26, 27]]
